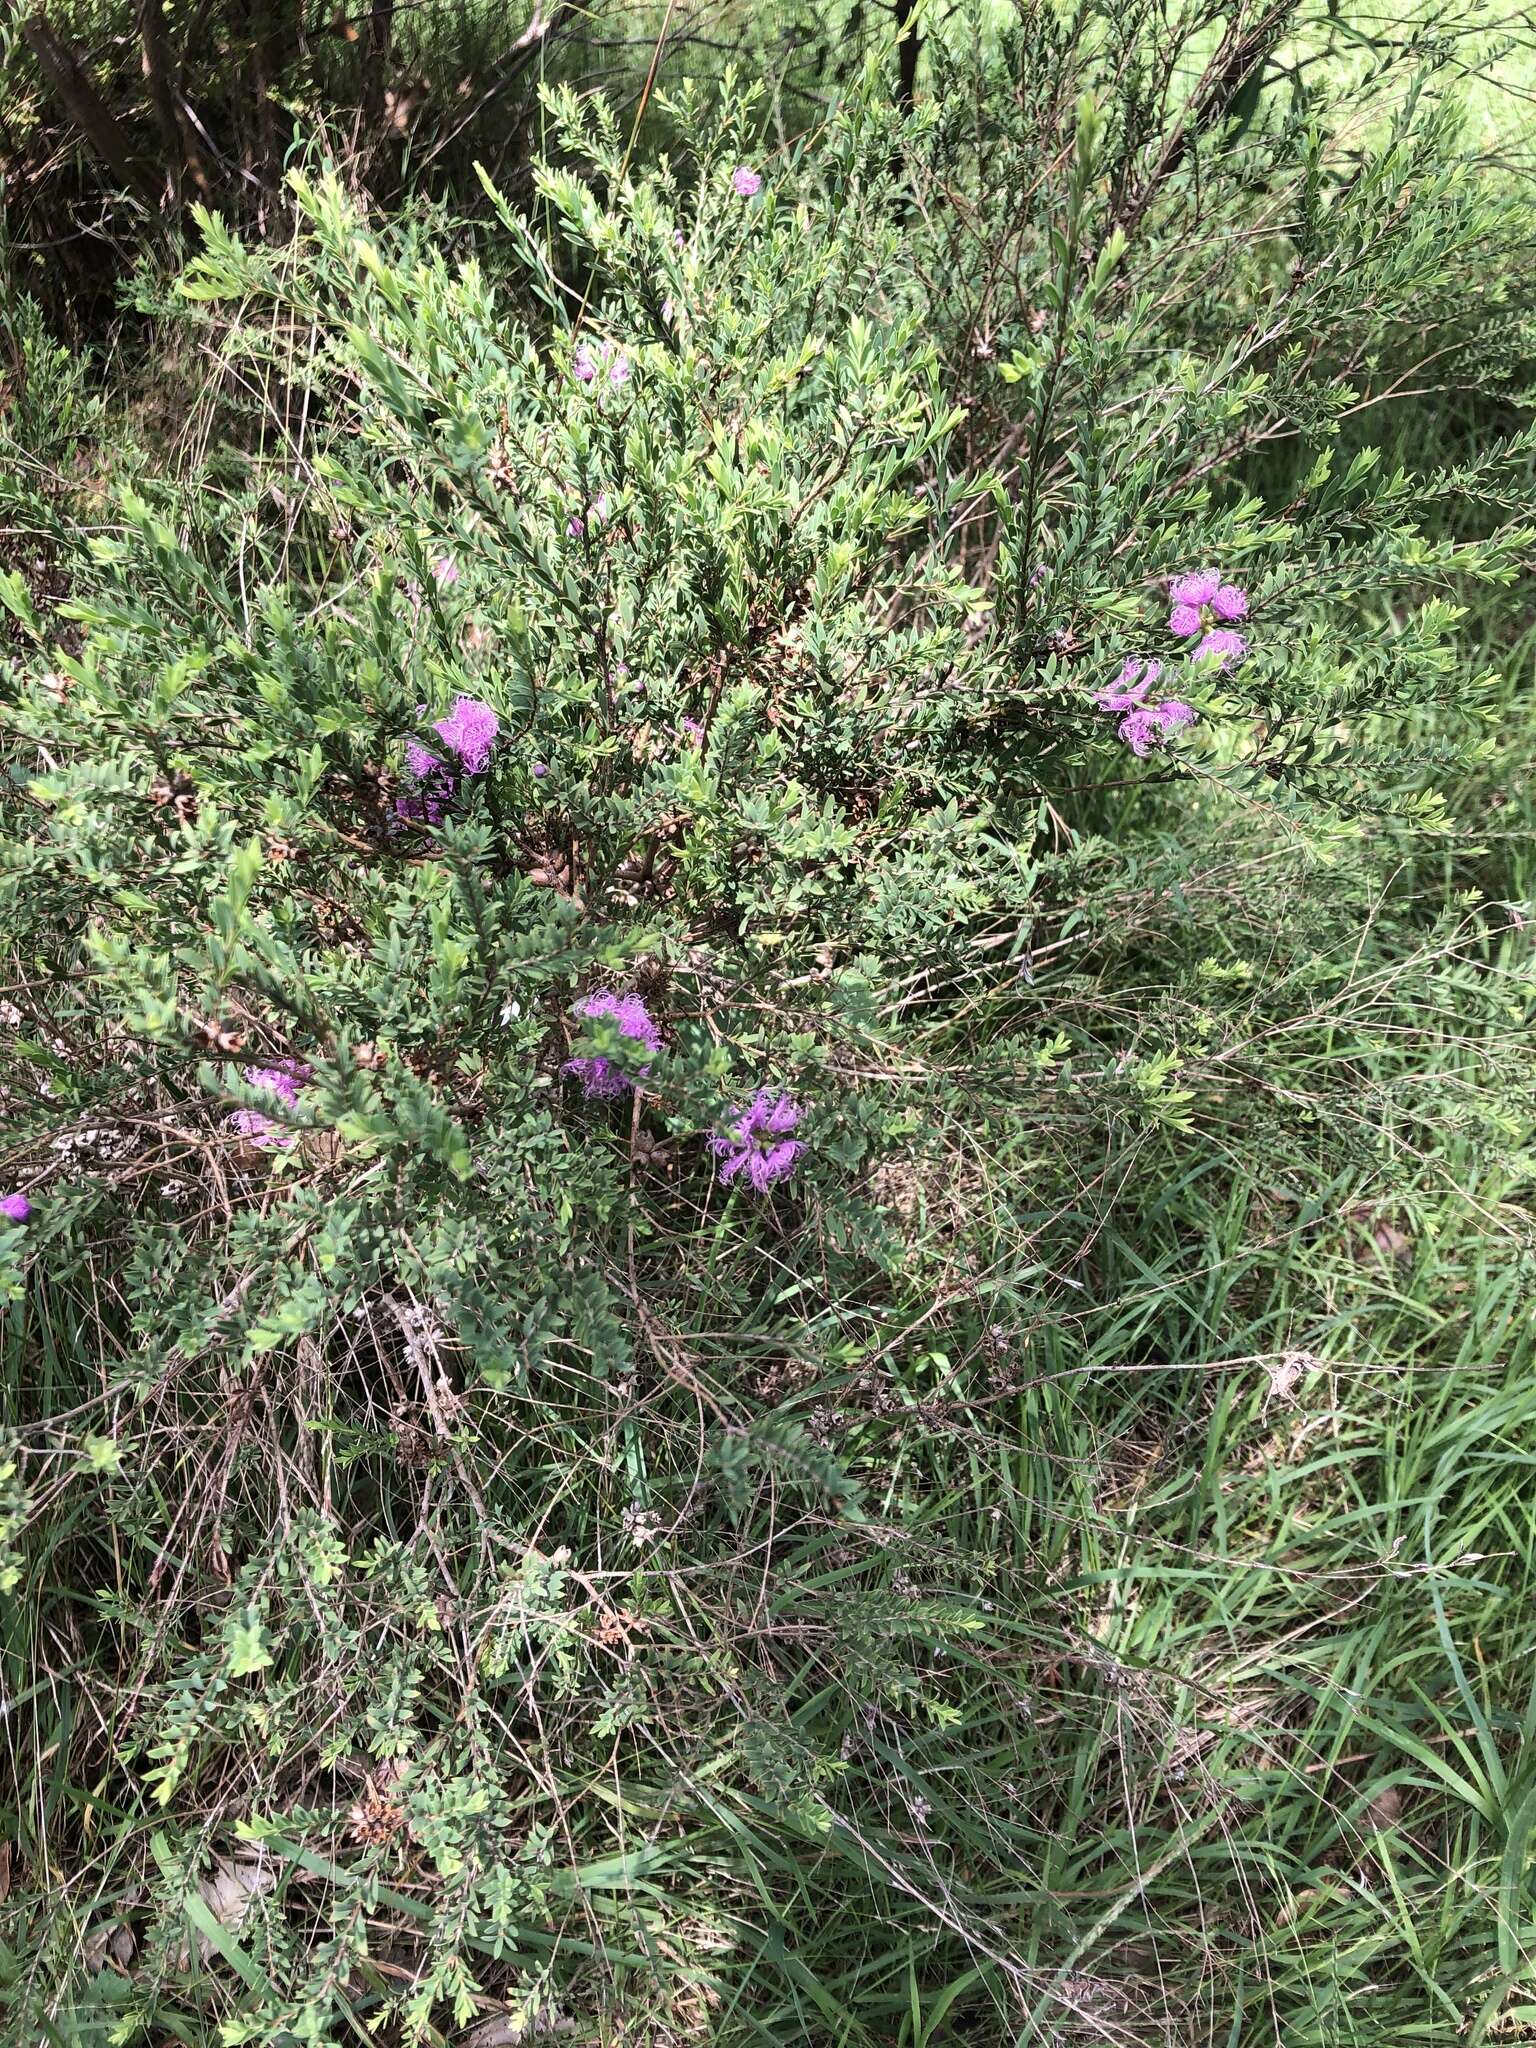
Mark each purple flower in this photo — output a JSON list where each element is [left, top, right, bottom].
[[731, 166, 763, 197], [396, 762, 454, 826], [1118, 700, 1198, 756], [1117, 709, 1162, 757], [564, 991, 663, 1099], [434, 696, 500, 774], [432, 556, 461, 586], [1096, 656, 1199, 756], [1168, 569, 1249, 639], [566, 492, 609, 541], [398, 697, 496, 824], [406, 738, 442, 782], [230, 1109, 284, 1148], [232, 1060, 312, 1150], [680, 716, 704, 745], [573, 341, 630, 390], [532, 761, 549, 779], [244, 1060, 311, 1108], [1191, 627, 1247, 669], [1094, 657, 1161, 712], [1169, 570, 1221, 609], [711, 1092, 805, 1192], [0, 1193, 32, 1224]]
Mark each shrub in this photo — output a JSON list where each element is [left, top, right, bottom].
[[3, 23, 1536, 2046]]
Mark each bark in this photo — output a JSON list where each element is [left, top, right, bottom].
[[362, 0, 395, 136], [135, 0, 209, 200], [894, 0, 920, 113], [23, 12, 160, 207]]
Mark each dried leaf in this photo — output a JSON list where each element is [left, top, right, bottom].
[[460, 2004, 574, 2047], [1365, 1783, 1403, 1832], [82, 1918, 137, 1973], [171, 1854, 274, 1968], [1264, 1349, 1318, 1405]]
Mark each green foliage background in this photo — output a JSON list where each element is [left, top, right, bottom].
[[4, 4, 1536, 2045]]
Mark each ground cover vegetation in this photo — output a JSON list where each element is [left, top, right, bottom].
[[5, 2, 1536, 2042]]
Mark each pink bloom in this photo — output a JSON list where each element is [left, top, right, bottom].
[[1168, 568, 1249, 639], [432, 556, 461, 586], [1191, 628, 1247, 669], [0, 1193, 32, 1223], [567, 492, 609, 540], [397, 771, 453, 825], [1169, 570, 1220, 608], [233, 1060, 312, 1149], [564, 991, 663, 1099], [712, 1092, 805, 1192], [244, 1060, 311, 1108], [1118, 700, 1197, 756], [532, 761, 548, 779], [1095, 657, 1161, 712], [399, 699, 497, 819], [574, 340, 630, 390], [231, 1109, 286, 1149], [1117, 709, 1162, 757], [731, 166, 762, 197], [434, 696, 500, 773], [398, 724, 456, 824], [681, 716, 704, 744]]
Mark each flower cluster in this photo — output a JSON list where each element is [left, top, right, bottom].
[[1169, 570, 1248, 669], [0, 1193, 32, 1224], [572, 340, 632, 389], [231, 1059, 312, 1150], [1094, 659, 1196, 757], [397, 695, 500, 823], [432, 697, 499, 774], [711, 1092, 805, 1192], [564, 991, 663, 1100], [731, 166, 763, 197], [1094, 568, 1251, 756]]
